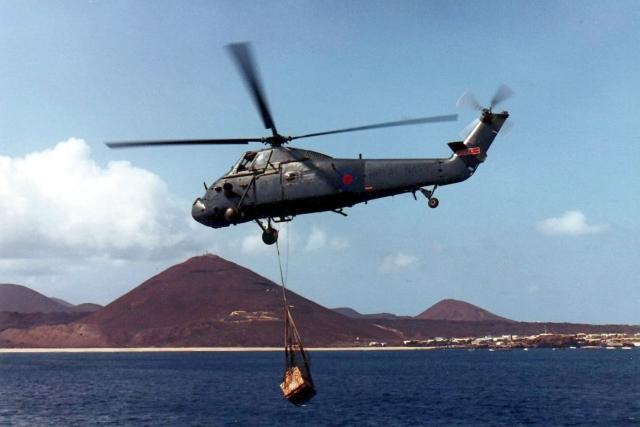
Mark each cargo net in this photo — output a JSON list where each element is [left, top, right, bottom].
[[276, 236, 316, 406], [280, 306, 316, 405]]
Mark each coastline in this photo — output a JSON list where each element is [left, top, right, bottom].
[[0, 346, 439, 353], [1, 344, 637, 354]]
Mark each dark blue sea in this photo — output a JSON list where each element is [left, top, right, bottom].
[[1, 349, 638, 426]]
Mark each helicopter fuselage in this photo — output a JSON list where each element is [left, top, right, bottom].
[[193, 155, 464, 228], [106, 43, 513, 244], [192, 110, 508, 229]]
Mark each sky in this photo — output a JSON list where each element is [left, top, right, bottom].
[[0, 1, 638, 324]]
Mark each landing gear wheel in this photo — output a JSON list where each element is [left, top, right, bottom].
[[262, 227, 279, 245], [420, 185, 439, 210]]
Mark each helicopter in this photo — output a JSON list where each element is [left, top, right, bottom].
[[107, 43, 511, 245]]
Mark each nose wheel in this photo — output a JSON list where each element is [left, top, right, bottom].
[[420, 185, 439, 209], [256, 219, 279, 245]]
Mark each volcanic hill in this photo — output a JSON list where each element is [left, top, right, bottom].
[[0, 284, 102, 336], [0, 255, 398, 347], [416, 298, 512, 322], [3, 258, 639, 348], [0, 284, 101, 314]]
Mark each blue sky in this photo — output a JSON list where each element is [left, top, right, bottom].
[[1, 1, 638, 323]]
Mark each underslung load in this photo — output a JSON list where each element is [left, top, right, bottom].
[[279, 307, 315, 405], [276, 238, 316, 405]]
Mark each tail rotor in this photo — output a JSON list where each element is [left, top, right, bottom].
[[456, 91, 483, 112], [457, 84, 514, 138], [489, 84, 515, 111], [458, 84, 514, 113]]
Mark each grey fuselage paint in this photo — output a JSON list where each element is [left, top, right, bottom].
[[191, 110, 508, 228]]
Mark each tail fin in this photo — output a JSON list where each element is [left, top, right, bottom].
[[451, 110, 509, 165]]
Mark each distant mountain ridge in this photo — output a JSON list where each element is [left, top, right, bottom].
[[0, 284, 71, 313], [0, 284, 101, 314], [333, 299, 511, 323], [50, 297, 74, 308], [416, 299, 512, 322], [331, 307, 408, 320], [2, 257, 638, 349]]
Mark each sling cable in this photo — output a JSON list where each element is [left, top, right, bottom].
[[275, 228, 316, 405]]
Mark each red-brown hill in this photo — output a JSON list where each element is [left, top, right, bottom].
[[73, 303, 102, 312], [416, 299, 512, 322], [0, 311, 90, 334], [49, 299, 102, 313], [0, 284, 73, 313], [1, 255, 398, 347], [0, 284, 102, 314]]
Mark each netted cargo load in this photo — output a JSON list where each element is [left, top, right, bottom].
[[275, 233, 316, 405], [280, 308, 316, 405]]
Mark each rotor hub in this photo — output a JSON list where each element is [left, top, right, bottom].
[[261, 134, 292, 147], [480, 108, 493, 123]]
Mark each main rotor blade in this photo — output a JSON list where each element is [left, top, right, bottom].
[[105, 138, 259, 149], [290, 114, 458, 141], [490, 84, 514, 109], [227, 42, 277, 135]]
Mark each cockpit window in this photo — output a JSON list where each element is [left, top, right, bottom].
[[230, 151, 256, 174], [251, 150, 271, 170]]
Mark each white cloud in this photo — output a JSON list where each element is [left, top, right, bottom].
[[237, 226, 349, 254], [241, 234, 270, 255], [536, 211, 609, 236], [304, 227, 349, 253], [0, 138, 199, 261], [380, 253, 418, 273], [330, 237, 350, 251], [305, 228, 327, 252], [238, 226, 292, 255]]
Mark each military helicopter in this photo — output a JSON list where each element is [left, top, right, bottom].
[[107, 43, 511, 245]]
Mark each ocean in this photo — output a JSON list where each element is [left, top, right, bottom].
[[0, 349, 638, 426]]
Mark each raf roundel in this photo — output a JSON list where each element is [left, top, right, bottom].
[[341, 173, 354, 186]]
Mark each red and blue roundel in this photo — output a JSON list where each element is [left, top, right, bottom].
[[341, 173, 354, 185]]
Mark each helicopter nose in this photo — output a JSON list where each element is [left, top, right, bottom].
[[191, 198, 207, 224]]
